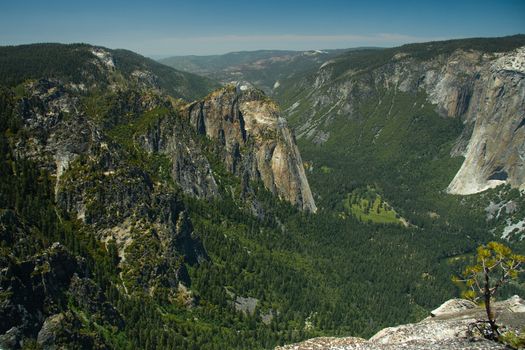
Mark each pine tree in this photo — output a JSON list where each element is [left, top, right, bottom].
[[454, 242, 525, 340]]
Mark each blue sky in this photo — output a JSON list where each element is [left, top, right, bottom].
[[1, 0, 524, 56]]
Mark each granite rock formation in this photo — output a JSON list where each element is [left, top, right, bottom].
[[185, 86, 317, 212], [276, 296, 525, 350]]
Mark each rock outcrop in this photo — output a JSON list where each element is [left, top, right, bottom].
[[447, 47, 525, 194], [429, 298, 477, 317], [275, 296, 525, 350], [0, 242, 121, 349], [185, 86, 317, 212]]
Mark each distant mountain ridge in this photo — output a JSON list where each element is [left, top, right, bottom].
[[159, 48, 350, 94]]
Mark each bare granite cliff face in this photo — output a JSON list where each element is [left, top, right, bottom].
[[137, 104, 220, 200], [185, 86, 317, 212], [446, 47, 525, 194], [275, 296, 525, 350]]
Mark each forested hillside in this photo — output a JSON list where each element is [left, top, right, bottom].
[[0, 43, 219, 100]]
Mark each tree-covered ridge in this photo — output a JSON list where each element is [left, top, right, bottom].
[[327, 34, 525, 77], [0, 43, 219, 100], [275, 34, 525, 104]]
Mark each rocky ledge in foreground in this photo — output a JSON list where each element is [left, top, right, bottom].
[[276, 296, 525, 350]]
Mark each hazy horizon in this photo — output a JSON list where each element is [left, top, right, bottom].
[[1, 0, 524, 56]]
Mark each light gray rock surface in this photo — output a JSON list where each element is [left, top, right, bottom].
[[185, 86, 317, 212], [447, 47, 525, 195], [276, 296, 525, 350], [429, 298, 477, 317]]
